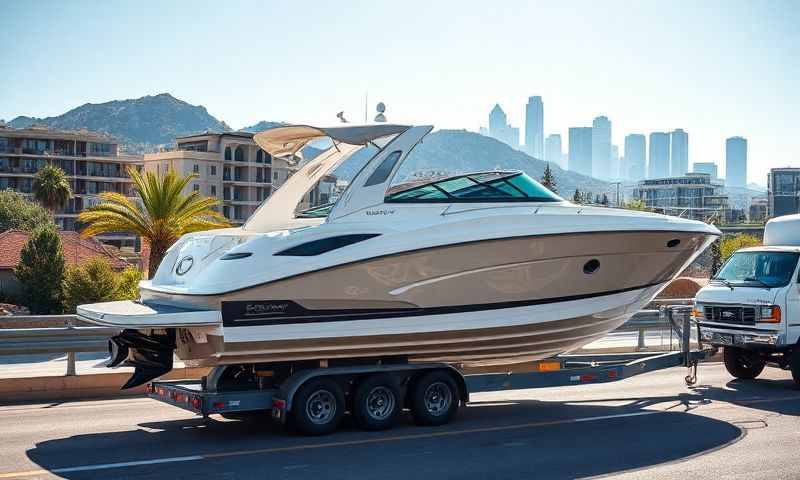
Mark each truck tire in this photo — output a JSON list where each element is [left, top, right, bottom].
[[789, 350, 800, 386], [723, 347, 765, 380], [291, 377, 345, 436], [409, 370, 459, 426], [352, 373, 401, 431]]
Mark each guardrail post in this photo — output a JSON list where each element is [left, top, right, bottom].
[[65, 315, 76, 376], [66, 352, 76, 376]]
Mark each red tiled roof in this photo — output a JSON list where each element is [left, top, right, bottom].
[[0, 230, 131, 271]]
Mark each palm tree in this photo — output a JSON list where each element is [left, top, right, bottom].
[[33, 164, 72, 213], [78, 168, 230, 278]]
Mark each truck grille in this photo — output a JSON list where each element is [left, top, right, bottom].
[[704, 305, 756, 325]]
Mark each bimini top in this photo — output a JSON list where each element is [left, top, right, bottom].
[[254, 124, 411, 156]]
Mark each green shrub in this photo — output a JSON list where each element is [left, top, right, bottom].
[[62, 261, 144, 312], [62, 259, 118, 313], [14, 226, 65, 314], [721, 233, 761, 262], [115, 266, 143, 300]]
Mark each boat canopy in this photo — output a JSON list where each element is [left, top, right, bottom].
[[254, 124, 411, 157]]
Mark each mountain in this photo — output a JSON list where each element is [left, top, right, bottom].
[[9, 93, 230, 152], [241, 120, 285, 133]]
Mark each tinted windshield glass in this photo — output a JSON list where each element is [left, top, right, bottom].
[[385, 171, 562, 203], [715, 251, 799, 288]]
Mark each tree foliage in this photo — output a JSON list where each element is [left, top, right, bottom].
[[540, 163, 558, 194], [0, 190, 52, 232], [572, 189, 583, 204], [78, 168, 229, 278], [33, 165, 72, 212], [14, 226, 65, 314], [622, 199, 649, 211], [720, 233, 761, 262]]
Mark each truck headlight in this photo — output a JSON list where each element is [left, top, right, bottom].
[[758, 306, 781, 323], [692, 306, 705, 320]]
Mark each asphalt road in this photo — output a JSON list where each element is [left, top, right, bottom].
[[1, 363, 799, 480]]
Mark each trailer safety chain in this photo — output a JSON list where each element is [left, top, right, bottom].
[[684, 361, 698, 386]]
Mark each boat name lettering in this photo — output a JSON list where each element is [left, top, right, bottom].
[[245, 302, 290, 316], [365, 209, 395, 216]]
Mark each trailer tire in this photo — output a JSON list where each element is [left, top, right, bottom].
[[291, 377, 345, 436], [352, 374, 401, 431], [409, 370, 459, 426], [789, 350, 800, 386], [723, 347, 765, 380]]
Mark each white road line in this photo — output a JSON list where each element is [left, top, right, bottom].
[[0, 409, 666, 478]]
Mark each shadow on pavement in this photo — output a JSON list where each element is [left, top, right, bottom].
[[26, 397, 743, 480]]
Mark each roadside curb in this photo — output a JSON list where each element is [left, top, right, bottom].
[[0, 366, 211, 403]]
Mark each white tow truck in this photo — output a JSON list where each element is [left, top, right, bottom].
[[694, 214, 800, 384]]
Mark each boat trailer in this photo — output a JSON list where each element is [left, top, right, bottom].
[[147, 306, 714, 435]]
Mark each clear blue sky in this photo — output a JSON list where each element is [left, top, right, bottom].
[[2, 0, 797, 185]]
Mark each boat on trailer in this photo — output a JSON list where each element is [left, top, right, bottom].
[[77, 123, 720, 390]]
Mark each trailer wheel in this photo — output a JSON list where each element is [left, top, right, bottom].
[[352, 374, 401, 431], [409, 370, 459, 426], [723, 347, 765, 380], [789, 350, 800, 386], [291, 377, 345, 436]]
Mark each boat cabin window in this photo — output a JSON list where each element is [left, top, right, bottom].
[[385, 171, 562, 203], [364, 150, 402, 187], [294, 143, 380, 218]]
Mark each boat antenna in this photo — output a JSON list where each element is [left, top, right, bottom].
[[364, 91, 368, 123]]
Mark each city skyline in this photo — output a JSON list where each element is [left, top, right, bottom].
[[2, 1, 797, 185]]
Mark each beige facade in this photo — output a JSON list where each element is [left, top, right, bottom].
[[0, 124, 143, 248], [144, 132, 296, 224]]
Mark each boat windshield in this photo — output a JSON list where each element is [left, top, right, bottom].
[[714, 251, 800, 288], [296, 202, 336, 218], [385, 171, 562, 203]]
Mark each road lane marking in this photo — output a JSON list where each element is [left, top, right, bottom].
[[0, 410, 662, 478]]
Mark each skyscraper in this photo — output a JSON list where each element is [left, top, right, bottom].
[[624, 134, 647, 180], [524, 96, 544, 159], [670, 129, 689, 176], [568, 127, 592, 176], [488, 104, 519, 149], [591, 116, 612, 180], [648, 132, 670, 178], [489, 104, 507, 135], [610, 145, 620, 179], [544, 134, 562, 168], [693, 162, 718, 179], [726, 136, 748, 187]]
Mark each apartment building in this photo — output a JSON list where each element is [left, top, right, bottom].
[[632, 173, 737, 223], [143, 131, 297, 224], [0, 124, 143, 248]]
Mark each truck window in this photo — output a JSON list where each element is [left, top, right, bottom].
[[715, 251, 800, 288]]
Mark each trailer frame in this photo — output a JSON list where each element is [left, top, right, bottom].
[[146, 306, 715, 432]]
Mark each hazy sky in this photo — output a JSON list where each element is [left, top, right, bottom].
[[2, 0, 797, 185]]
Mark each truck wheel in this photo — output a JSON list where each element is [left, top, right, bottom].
[[723, 347, 765, 380], [291, 377, 345, 436], [789, 350, 800, 386], [352, 374, 401, 431], [409, 370, 459, 426]]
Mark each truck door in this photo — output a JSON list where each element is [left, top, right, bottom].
[[785, 267, 800, 344]]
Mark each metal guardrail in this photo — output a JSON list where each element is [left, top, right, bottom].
[[0, 305, 693, 377]]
